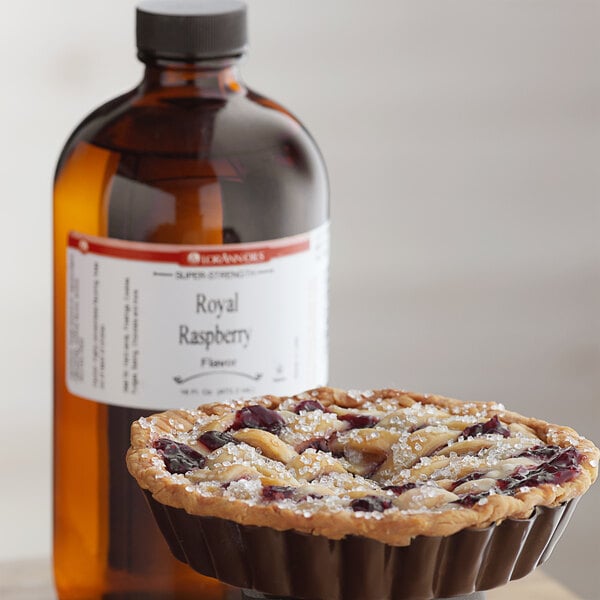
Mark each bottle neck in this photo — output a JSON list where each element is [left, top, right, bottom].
[[139, 55, 245, 96]]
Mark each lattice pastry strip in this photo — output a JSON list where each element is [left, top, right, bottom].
[[232, 429, 297, 463], [287, 449, 347, 481]]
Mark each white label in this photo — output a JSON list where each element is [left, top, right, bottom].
[[66, 224, 328, 410]]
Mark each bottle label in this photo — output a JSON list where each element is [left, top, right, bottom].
[[66, 224, 328, 410]]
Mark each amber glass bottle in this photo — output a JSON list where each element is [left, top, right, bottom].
[[53, 2, 329, 598]]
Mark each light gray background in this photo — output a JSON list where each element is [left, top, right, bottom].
[[1, 0, 599, 597]]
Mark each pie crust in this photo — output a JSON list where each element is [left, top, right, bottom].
[[126, 387, 599, 547]]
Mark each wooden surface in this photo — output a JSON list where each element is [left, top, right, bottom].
[[0, 558, 580, 599]]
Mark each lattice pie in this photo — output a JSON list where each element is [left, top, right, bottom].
[[126, 387, 598, 546]]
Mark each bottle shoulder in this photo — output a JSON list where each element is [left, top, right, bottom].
[[55, 82, 329, 240], [55, 89, 138, 178], [56, 84, 324, 173]]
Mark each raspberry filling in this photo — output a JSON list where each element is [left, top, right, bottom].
[[295, 400, 327, 413], [383, 483, 418, 495], [520, 445, 566, 461], [462, 415, 510, 439], [339, 413, 380, 429], [198, 431, 237, 451], [262, 485, 295, 501], [350, 496, 392, 513], [231, 405, 285, 434], [500, 446, 582, 490], [456, 445, 583, 506], [154, 438, 206, 474]]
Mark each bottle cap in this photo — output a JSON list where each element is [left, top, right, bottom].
[[136, 0, 247, 61]]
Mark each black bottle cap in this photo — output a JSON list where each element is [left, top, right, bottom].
[[136, 0, 248, 61]]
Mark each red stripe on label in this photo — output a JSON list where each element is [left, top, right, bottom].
[[68, 233, 310, 266]]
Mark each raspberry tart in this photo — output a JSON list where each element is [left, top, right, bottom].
[[127, 387, 598, 599]]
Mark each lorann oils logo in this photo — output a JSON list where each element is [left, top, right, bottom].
[[186, 249, 267, 266], [68, 232, 308, 266]]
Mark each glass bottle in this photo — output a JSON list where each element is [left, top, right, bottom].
[[53, 1, 329, 598]]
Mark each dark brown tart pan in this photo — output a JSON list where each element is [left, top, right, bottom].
[[144, 491, 578, 600]]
